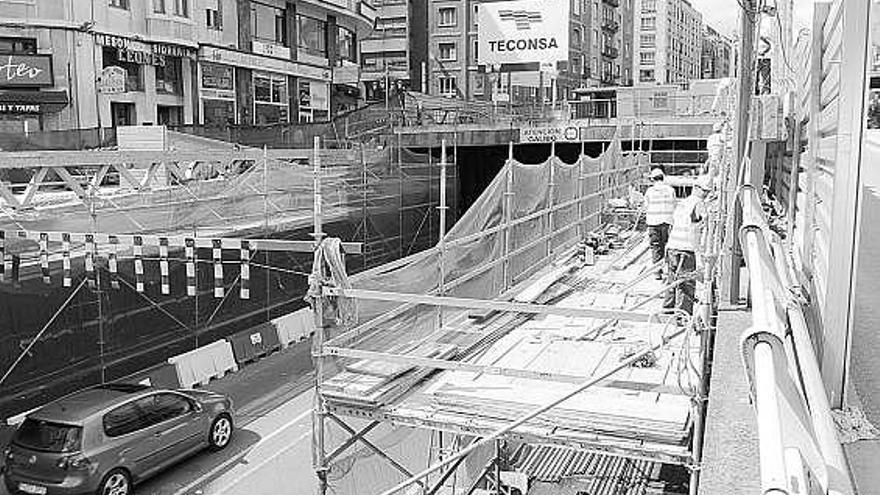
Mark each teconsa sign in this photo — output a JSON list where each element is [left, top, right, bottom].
[[477, 0, 570, 67]]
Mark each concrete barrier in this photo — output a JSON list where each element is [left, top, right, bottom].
[[226, 323, 281, 365], [168, 340, 238, 388], [117, 362, 182, 389], [273, 308, 315, 348]]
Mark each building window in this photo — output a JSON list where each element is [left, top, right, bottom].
[[639, 69, 654, 82], [640, 51, 655, 65], [297, 15, 327, 57], [156, 57, 183, 94], [642, 0, 656, 13], [652, 91, 669, 108], [0, 37, 36, 54], [253, 2, 287, 45], [109, 0, 128, 9], [473, 38, 478, 60], [573, 27, 581, 48], [641, 17, 656, 30], [206, 0, 222, 29], [438, 7, 457, 27], [439, 76, 456, 95], [640, 34, 655, 48], [154, 0, 187, 16], [173, 0, 188, 17], [102, 47, 142, 92], [253, 71, 289, 124], [438, 42, 457, 61], [337, 26, 356, 63]]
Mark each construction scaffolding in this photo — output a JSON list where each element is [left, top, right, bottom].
[[0, 138, 456, 418], [308, 131, 728, 495]]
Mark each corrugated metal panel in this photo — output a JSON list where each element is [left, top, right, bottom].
[[510, 444, 660, 493]]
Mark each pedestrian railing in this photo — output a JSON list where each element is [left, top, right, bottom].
[[738, 184, 854, 495]]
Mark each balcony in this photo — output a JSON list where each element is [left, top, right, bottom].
[[602, 18, 619, 32], [602, 0, 620, 7], [601, 46, 619, 59]]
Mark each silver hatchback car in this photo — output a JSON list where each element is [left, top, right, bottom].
[[2, 383, 234, 495]]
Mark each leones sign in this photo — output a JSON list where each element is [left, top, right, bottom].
[[477, 0, 569, 67]]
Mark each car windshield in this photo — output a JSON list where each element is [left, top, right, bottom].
[[14, 418, 82, 453]]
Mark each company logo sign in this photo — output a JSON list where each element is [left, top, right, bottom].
[[0, 54, 53, 87], [498, 10, 542, 30], [477, 0, 569, 67]]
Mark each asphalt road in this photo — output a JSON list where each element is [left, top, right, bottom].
[[1, 338, 320, 495]]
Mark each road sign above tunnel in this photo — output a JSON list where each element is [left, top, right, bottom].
[[519, 122, 617, 143]]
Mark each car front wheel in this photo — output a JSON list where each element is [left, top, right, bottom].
[[209, 414, 233, 451], [97, 468, 131, 495]]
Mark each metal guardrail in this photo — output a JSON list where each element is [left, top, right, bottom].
[[737, 184, 854, 495]]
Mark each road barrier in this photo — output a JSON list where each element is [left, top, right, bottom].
[[168, 340, 238, 388], [120, 362, 182, 389], [273, 308, 315, 348], [227, 323, 281, 365]]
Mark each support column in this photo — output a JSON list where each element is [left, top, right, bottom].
[[311, 137, 328, 495], [502, 142, 514, 290]]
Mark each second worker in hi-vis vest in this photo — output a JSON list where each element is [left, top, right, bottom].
[[643, 168, 676, 280], [664, 176, 710, 317]]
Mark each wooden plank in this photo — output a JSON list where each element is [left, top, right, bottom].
[[334, 288, 665, 323], [19, 167, 49, 208]]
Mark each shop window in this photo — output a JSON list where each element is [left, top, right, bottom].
[[109, 0, 128, 9], [102, 47, 143, 92], [253, 72, 289, 124], [438, 43, 456, 61], [156, 57, 183, 94], [0, 37, 36, 54], [202, 63, 234, 90], [153, 0, 165, 13], [337, 26, 356, 63], [438, 7, 456, 27], [252, 2, 287, 45], [297, 15, 327, 57]]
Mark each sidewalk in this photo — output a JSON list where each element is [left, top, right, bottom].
[[698, 305, 760, 495]]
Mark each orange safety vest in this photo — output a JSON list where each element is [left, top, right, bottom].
[[644, 183, 675, 226], [667, 195, 704, 252]]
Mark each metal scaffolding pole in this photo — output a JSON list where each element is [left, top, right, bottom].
[[438, 138, 448, 328], [311, 136, 328, 495]]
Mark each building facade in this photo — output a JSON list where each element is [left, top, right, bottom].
[[423, 0, 634, 105], [632, 0, 702, 85], [0, 0, 375, 133], [359, 0, 427, 101], [701, 25, 732, 79]]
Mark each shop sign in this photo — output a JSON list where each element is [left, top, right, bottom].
[[97, 66, 127, 94], [202, 88, 236, 100], [252, 40, 290, 60], [477, 0, 570, 66], [0, 103, 40, 113], [0, 54, 53, 87], [201, 46, 331, 82], [95, 33, 196, 67]]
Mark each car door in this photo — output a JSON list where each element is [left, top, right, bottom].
[[102, 399, 165, 480], [148, 393, 206, 460]]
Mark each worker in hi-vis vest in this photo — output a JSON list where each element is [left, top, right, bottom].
[[664, 176, 710, 316], [643, 168, 676, 280]]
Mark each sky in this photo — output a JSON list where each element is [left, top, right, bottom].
[[692, 0, 814, 38]]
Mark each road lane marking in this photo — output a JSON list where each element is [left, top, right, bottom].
[[172, 408, 312, 495], [214, 430, 314, 494]]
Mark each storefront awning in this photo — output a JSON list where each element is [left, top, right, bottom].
[[0, 90, 69, 114]]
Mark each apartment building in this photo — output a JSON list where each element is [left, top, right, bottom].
[[701, 25, 732, 79], [0, 0, 375, 133], [633, 0, 702, 85], [424, 0, 633, 104], [360, 0, 428, 100]]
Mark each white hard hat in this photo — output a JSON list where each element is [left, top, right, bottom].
[[695, 175, 712, 191], [649, 168, 664, 179]]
